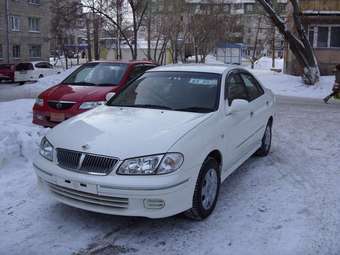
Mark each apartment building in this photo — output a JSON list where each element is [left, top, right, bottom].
[[0, 0, 51, 64], [185, 0, 287, 59], [285, 0, 340, 75]]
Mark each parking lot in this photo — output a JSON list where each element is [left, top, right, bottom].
[[1, 97, 339, 255]]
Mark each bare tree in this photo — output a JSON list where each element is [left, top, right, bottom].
[[50, 0, 82, 68], [83, 0, 149, 60], [257, 0, 320, 85]]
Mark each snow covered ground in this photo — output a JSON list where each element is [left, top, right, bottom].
[[0, 67, 77, 102], [205, 56, 335, 99], [0, 97, 340, 255]]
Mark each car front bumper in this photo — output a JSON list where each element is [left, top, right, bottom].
[[32, 109, 85, 127], [33, 159, 194, 218]]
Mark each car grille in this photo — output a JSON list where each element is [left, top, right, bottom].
[[46, 182, 129, 209], [48, 101, 75, 110], [56, 148, 118, 175]]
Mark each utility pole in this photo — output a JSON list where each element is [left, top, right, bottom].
[[272, 26, 276, 68], [116, 0, 123, 60], [86, 16, 92, 62], [5, 0, 10, 64], [146, 0, 152, 60]]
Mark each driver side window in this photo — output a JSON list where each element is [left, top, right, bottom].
[[225, 73, 248, 106]]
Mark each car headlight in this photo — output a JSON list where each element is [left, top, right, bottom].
[[117, 153, 184, 175], [39, 137, 53, 161], [35, 98, 44, 106], [79, 101, 105, 110]]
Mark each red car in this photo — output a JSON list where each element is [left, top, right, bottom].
[[33, 61, 157, 127], [0, 64, 15, 83]]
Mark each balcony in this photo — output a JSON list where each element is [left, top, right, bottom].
[[300, 0, 340, 12]]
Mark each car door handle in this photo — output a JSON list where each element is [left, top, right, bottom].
[[250, 111, 254, 117]]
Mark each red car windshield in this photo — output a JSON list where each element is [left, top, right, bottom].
[[63, 62, 128, 86]]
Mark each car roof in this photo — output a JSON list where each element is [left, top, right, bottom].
[[90, 60, 156, 66], [148, 64, 240, 75], [16, 61, 48, 65]]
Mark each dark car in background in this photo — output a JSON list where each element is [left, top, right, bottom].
[[33, 60, 157, 127], [0, 64, 15, 83]]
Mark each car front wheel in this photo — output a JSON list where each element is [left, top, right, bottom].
[[185, 157, 220, 220]]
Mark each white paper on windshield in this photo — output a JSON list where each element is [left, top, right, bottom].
[[189, 78, 218, 86]]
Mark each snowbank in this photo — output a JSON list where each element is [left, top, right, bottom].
[[0, 99, 46, 168], [254, 57, 284, 70], [205, 55, 334, 99], [0, 67, 78, 101], [252, 69, 334, 99]]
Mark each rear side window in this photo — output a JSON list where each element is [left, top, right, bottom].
[[35, 62, 53, 69], [128, 65, 146, 82], [240, 73, 264, 101], [16, 63, 34, 71], [0, 64, 11, 69], [226, 73, 248, 105]]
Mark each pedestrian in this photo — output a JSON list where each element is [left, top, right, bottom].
[[323, 64, 340, 103]]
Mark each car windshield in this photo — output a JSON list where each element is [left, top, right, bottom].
[[16, 63, 34, 71], [63, 62, 128, 86], [108, 71, 221, 113]]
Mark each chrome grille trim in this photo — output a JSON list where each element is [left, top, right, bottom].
[[46, 182, 129, 208], [56, 148, 118, 175], [47, 100, 75, 110]]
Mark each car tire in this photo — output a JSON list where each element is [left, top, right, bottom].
[[184, 157, 220, 220], [255, 122, 272, 157], [19, 81, 25, 85]]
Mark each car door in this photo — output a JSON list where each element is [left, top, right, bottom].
[[239, 72, 267, 149], [222, 71, 253, 174]]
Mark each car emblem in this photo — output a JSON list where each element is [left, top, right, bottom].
[[81, 144, 90, 150], [56, 102, 63, 109]]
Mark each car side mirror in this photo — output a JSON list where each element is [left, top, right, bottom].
[[227, 99, 249, 115], [105, 92, 116, 102]]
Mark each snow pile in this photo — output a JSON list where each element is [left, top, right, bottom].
[[0, 100, 46, 168], [0, 67, 78, 101], [252, 69, 334, 99], [254, 57, 284, 70]]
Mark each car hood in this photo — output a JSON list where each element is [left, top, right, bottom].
[[47, 106, 213, 159], [41, 84, 117, 102]]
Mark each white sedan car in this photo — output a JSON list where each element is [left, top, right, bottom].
[[33, 64, 275, 220], [15, 61, 58, 84]]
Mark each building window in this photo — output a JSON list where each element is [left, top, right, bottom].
[[224, 4, 231, 13], [233, 3, 243, 10], [317, 27, 328, 48], [278, 3, 287, 13], [245, 4, 254, 13], [308, 27, 315, 46], [311, 25, 340, 48], [29, 45, 41, 58], [330, 27, 340, 48], [28, 0, 41, 4], [13, 45, 20, 58], [0, 44, 3, 59], [11, 16, 20, 31], [28, 17, 40, 32]]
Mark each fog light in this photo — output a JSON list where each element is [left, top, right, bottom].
[[144, 199, 165, 209]]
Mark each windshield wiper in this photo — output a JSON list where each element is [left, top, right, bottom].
[[175, 107, 214, 113], [131, 104, 173, 110], [69, 82, 97, 86], [109, 104, 173, 110]]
